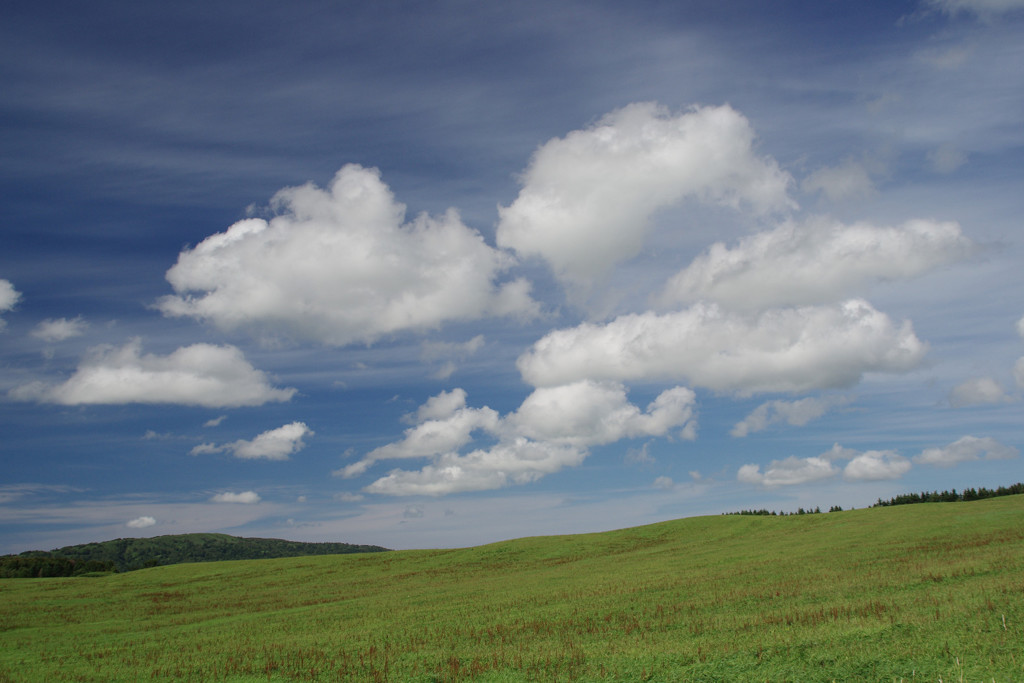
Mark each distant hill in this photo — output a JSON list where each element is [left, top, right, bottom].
[[5, 533, 389, 574]]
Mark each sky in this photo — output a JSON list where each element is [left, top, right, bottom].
[[1, 0, 1023, 554]]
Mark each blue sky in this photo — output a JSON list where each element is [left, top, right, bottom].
[[2, 0, 1023, 554]]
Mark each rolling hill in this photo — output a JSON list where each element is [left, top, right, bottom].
[[1, 496, 1022, 681], [4, 533, 389, 574]]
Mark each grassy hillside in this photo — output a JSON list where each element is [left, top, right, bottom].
[[6, 533, 389, 573], [1, 497, 1022, 681]]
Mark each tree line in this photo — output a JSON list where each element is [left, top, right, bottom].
[[725, 505, 838, 516], [0, 555, 116, 578], [871, 482, 1024, 507], [1, 533, 390, 577], [726, 482, 1024, 518]]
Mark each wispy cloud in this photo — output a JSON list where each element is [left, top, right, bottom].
[[31, 317, 88, 343], [949, 377, 1014, 407], [914, 436, 1018, 467], [732, 396, 852, 437]]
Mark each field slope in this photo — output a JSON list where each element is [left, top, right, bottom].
[[1, 497, 1022, 682]]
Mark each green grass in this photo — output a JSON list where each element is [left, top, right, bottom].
[[2, 497, 1023, 681]]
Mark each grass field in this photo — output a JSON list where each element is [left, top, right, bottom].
[[1, 497, 1022, 682]]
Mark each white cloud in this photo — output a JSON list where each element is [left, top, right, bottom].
[[9, 339, 295, 408], [1016, 315, 1024, 340], [508, 381, 697, 447], [0, 279, 20, 330], [496, 102, 794, 287], [659, 217, 973, 311], [191, 422, 312, 460], [339, 403, 501, 478], [739, 442, 911, 486], [210, 491, 261, 504], [801, 160, 875, 201], [126, 516, 156, 528], [1015, 358, 1024, 389], [403, 387, 468, 424], [518, 299, 926, 395], [914, 435, 1019, 467], [349, 382, 696, 496], [737, 456, 838, 487], [843, 450, 911, 481], [731, 395, 851, 437], [31, 317, 88, 343], [949, 377, 1014, 407], [364, 439, 587, 496], [819, 443, 861, 461], [158, 164, 537, 346], [204, 415, 227, 427]]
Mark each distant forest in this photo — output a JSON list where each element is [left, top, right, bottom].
[[727, 482, 1024, 517], [871, 482, 1024, 507], [0, 533, 389, 578]]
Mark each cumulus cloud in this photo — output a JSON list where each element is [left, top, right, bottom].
[[1016, 315, 1024, 340], [740, 443, 911, 486], [0, 279, 20, 330], [210, 491, 261, 504], [508, 381, 697, 447], [347, 383, 697, 495], [496, 102, 794, 287], [731, 395, 851, 437], [518, 299, 926, 395], [9, 339, 295, 407], [949, 377, 1014, 407], [31, 317, 88, 342], [801, 160, 875, 201], [914, 435, 1018, 467], [403, 387, 469, 424], [659, 217, 973, 311], [842, 450, 911, 481], [364, 438, 587, 496], [191, 422, 312, 460], [653, 476, 674, 490], [157, 165, 536, 346], [126, 516, 156, 528], [737, 456, 838, 487], [338, 404, 501, 479]]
